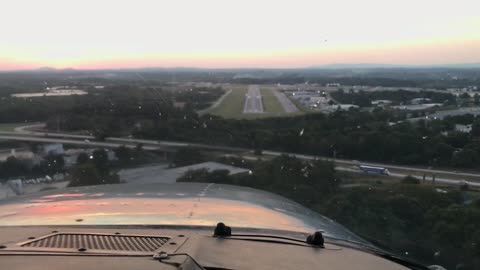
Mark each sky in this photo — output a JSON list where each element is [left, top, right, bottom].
[[0, 0, 479, 70]]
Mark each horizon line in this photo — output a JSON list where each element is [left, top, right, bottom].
[[2, 61, 480, 72]]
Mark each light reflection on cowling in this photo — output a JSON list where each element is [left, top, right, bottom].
[[42, 193, 87, 199], [0, 183, 367, 244], [0, 197, 309, 232]]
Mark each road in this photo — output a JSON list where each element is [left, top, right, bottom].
[[335, 167, 480, 187], [243, 85, 264, 113], [1, 129, 480, 187], [0, 180, 69, 200], [13, 122, 45, 132], [0, 134, 162, 150], [0, 130, 243, 152], [262, 151, 480, 179], [272, 88, 299, 113], [239, 153, 480, 187]]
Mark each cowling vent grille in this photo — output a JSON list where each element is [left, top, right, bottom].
[[20, 233, 170, 252]]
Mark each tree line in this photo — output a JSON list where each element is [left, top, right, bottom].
[[176, 153, 480, 270], [4, 84, 480, 169], [30, 85, 480, 169], [0, 146, 152, 186], [0, 154, 64, 182]]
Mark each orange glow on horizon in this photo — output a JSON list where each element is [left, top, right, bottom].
[[1, 0, 479, 70]]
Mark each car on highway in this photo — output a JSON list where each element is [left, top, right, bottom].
[[459, 179, 469, 187], [358, 165, 391, 176]]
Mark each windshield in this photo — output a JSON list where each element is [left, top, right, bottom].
[[1, 0, 479, 269]]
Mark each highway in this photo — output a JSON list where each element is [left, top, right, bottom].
[[13, 123, 46, 133], [0, 134, 162, 150], [262, 151, 480, 179], [335, 167, 480, 187], [243, 85, 264, 113], [0, 130, 247, 153], [1, 128, 479, 187]]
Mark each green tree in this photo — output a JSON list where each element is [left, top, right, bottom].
[[68, 163, 102, 187], [451, 149, 479, 168], [401, 175, 420, 184], [76, 152, 89, 165], [472, 119, 480, 137], [432, 143, 455, 166], [41, 154, 65, 175], [92, 128, 109, 141], [0, 156, 29, 180], [308, 159, 339, 193], [92, 149, 110, 176], [208, 169, 230, 183], [428, 205, 480, 269], [171, 147, 205, 167], [177, 169, 230, 183], [474, 94, 480, 106], [114, 146, 133, 164], [68, 163, 120, 187]]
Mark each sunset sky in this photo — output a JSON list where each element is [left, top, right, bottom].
[[1, 0, 479, 70]]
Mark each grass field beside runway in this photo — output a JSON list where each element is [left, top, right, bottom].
[[260, 87, 285, 114], [0, 123, 23, 132], [207, 86, 247, 118]]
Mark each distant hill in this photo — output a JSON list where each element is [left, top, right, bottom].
[[3, 63, 480, 73], [309, 63, 480, 69], [33, 67, 77, 72], [440, 63, 480, 68], [310, 63, 404, 69], [35, 67, 58, 72]]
